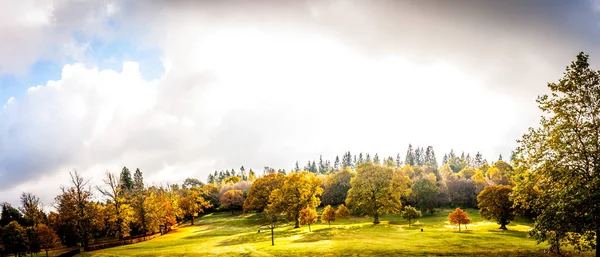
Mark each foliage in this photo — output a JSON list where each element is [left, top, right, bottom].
[[448, 208, 471, 232], [402, 206, 422, 227], [97, 171, 134, 239], [446, 178, 476, 208], [321, 167, 355, 206], [220, 190, 244, 215], [409, 178, 439, 214], [335, 204, 350, 219], [346, 163, 410, 224], [243, 174, 284, 212], [477, 185, 514, 230], [36, 224, 60, 257], [321, 205, 336, 227], [1, 221, 28, 256], [269, 172, 323, 228], [514, 52, 600, 254], [178, 188, 212, 225], [298, 208, 318, 232], [19, 192, 45, 226]]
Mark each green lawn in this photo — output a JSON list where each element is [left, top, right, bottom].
[[78, 209, 590, 256]]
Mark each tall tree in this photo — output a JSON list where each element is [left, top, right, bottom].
[[396, 153, 402, 168], [346, 163, 410, 224], [294, 161, 301, 173], [97, 172, 133, 239], [477, 185, 515, 230], [334, 156, 340, 170], [405, 144, 415, 166], [373, 153, 380, 165], [515, 52, 600, 254], [425, 146, 438, 168], [56, 171, 93, 250], [132, 168, 147, 235], [119, 167, 134, 195], [321, 168, 355, 206], [269, 172, 322, 228], [409, 178, 439, 214], [243, 174, 285, 212], [19, 193, 44, 226]]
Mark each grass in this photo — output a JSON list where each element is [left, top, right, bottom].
[[78, 209, 591, 256]]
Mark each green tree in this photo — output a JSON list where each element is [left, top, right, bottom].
[[405, 144, 415, 166], [515, 52, 600, 254], [346, 163, 410, 224], [321, 205, 336, 227], [119, 167, 134, 194], [409, 178, 439, 214], [402, 206, 422, 227], [477, 185, 514, 230], [321, 168, 355, 206], [1, 221, 28, 256], [132, 168, 148, 235], [269, 172, 323, 228], [373, 153, 381, 165]]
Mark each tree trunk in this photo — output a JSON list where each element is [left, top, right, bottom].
[[308, 224, 311, 232], [499, 223, 507, 230], [232, 209, 234, 215], [271, 228, 274, 246], [294, 219, 300, 228], [596, 226, 600, 257], [328, 221, 330, 227], [191, 217, 194, 225], [458, 222, 461, 232], [373, 212, 380, 224], [46, 249, 49, 257]]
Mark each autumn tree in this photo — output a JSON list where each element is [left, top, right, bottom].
[[119, 167, 134, 195], [20, 193, 45, 226], [131, 168, 148, 235], [321, 167, 354, 206], [55, 171, 93, 249], [1, 221, 28, 256], [514, 52, 600, 255], [36, 224, 59, 257], [220, 190, 244, 215], [402, 206, 421, 227], [346, 163, 410, 224], [243, 174, 284, 212], [298, 208, 318, 232], [335, 204, 350, 219], [409, 178, 439, 214], [477, 185, 514, 230], [448, 208, 470, 232], [269, 172, 322, 228], [97, 171, 134, 239], [321, 205, 336, 227], [178, 188, 212, 225]]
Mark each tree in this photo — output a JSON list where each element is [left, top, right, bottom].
[[220, 190, 244, 215], [182, 178, 204, 189], [263, 204, 282, 246], [321, 168, 354, 206], [26, 226, 42, 256], [36, 224, 59, 257], [373, 153, 380, 165], [119, 167, 134, 195], [346, 163, 410, 224], [477, 185, 514, 230], [20, 192, 44, 226], [321, 205, 336, 227], [335, 204, 350, 219], [448, 208, 470, 232], [514, 53, 600, 254], [298, 208, 318, 232], [409, 178, 439, 214], [178, 188, 212, 225], [334, 156, 340, 169], [1, 221, 28, 256], [1, 203, 25, 227], [405, 144, 415, 166], [97, 171, 133, 239], [269, 172, 322, 228], [56, 170, 93, 250], [132, 168, 148, 235], [243, 174, 284, 212], [402, 206, 422, 227], [446, 178, 476, 208]]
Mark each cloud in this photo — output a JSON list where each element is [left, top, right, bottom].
[[3, 0, 600, 206]]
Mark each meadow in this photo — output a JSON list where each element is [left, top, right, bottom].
[[73, 209, 585, 257]]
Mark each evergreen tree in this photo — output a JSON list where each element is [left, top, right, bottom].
[[342, 151, 352, 169], [294, 161, 301, 172], [119, 167, 134, 194], [498, 154, 503, 161], [475, 152, 484, 167], [366, 153, 372, 163], [358, 153, 364, 164], [424, 146, 438, 167], [373, 153, 380, 165], [396, 153, 402, 168], [319, 155, 326, 174], [415, 147, 425, 166], [405, 144, 415, 166], [334, 156, 340, 169], [240, 166, 247, 180], [443, 154, 449, 164]]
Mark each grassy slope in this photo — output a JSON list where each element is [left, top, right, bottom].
[[80, 209, 590, 257]]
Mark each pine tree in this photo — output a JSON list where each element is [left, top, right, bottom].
[[366, 153, 372, 163], [294, 161, 301, 172], [414, 147, 424, 166], [240, 166, 247, 180], [358, 153, 364, 164], [373, 153, 380, 165], [319, 155, 326, 174], [443, 154, 448, 164], [396, 153, 402, 168], [334, 156, 340, 169], [475, 152, 483, 167], [119, 167, 134, 194], [498, 154, 503, 161], [405, 144, 415, 166]]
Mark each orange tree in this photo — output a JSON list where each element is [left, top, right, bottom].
[[448, 208, 471, 232]]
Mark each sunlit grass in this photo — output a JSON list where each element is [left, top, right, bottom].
[[80, 209, 591, 256]]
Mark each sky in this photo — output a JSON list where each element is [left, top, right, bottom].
[[1, 0, 600, 208]]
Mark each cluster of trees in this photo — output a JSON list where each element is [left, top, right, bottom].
[[1, 52, 597, 256]]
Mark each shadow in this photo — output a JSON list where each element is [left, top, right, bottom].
[[293, 229, 335, 243]]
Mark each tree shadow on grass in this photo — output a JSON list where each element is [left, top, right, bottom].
[[292, 229, 335, 243]]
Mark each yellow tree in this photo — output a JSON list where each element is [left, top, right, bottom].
[[299, 208, 318, 232], [243, 174, 284, 212], [220, 189, 244, 215], [269, 172, 322, 228], [448, 208, 471, 232], [346, 163, 411, 224], [321, 205, 336, 227], [36, 224, 59, 257], [178, 188, 212, 225], [335, 204, 350, 219], [96, 171, 133, 239]]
